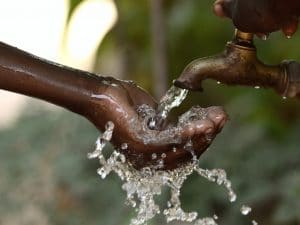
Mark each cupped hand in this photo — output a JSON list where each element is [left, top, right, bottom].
[[214, 0, 300, 37], [87, 78, 227, 170]]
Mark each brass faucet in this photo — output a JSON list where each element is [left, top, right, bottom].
[[174, 29, 300, 99]]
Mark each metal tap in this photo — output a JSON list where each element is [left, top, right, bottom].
[[174, 29, 300, 99]]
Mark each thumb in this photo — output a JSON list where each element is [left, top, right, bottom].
[[213, 0, 234, 18]]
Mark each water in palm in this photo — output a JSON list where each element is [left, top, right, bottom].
[[87, 85, 255, 225]]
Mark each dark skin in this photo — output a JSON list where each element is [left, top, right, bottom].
[[0, 42, 227, 170], [213, 0, 300, 36]]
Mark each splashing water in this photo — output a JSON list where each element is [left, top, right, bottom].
[[87, 85, 258, 225], [88, 121, 238, 225], [87, 121, 115, 160], [240, 205, 252, 215], [148, 85, 188, 129], [194, 168, 237, 203]]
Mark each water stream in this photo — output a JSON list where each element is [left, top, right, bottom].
[[88, 126, 237, 225], [148, 85, 188, 129], [88, 85, 256, 225]]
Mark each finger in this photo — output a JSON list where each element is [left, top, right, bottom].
[[206, 106, 228, 132], [213, 0, 227, 17], [282, 16, 299, 38], [180, 118, 215, 141], [213, 0, 234, 19], [192, 119, 215, 150]]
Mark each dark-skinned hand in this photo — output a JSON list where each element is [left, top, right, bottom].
[[0, 41, 227, 171], [88, 78, 227, 170], [214, 0, 300, 37]]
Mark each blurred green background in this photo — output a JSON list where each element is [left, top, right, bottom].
[[1, 0, 300, 225]]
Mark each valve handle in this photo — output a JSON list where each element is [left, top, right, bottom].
[[234, 29, 300, 99], [234, 29, 254, 44], [282, 60, 300, 98]]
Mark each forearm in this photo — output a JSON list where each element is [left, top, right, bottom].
[[0, 41, 106, 117]]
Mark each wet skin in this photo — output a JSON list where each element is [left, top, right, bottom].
[[213, 0, 300, 37], [0, 42, 227, 170]]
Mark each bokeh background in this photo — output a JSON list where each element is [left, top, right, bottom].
[[1, 0, 300, 225]]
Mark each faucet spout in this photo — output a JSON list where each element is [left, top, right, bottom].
[[174, 30, 300, 98]]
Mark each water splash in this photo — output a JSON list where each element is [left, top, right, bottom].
[[87, 121, 114, 159], [87, 85, 257, 225], [88, 121, 238, 225], [194, 168, 237, 203], [148, 85, 188, 129], [240, 205, 252, 215]]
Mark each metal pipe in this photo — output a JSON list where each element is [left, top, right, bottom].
[[175, 29, 300, 99]]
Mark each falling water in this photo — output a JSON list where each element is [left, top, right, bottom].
[[87, 85, 257, 225], [88, 120, 240, 225], [240, 205, 252, 215], [148, 85, 188, 129]]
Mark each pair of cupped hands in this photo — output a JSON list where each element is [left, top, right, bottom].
[[101, 0, 300, 170]]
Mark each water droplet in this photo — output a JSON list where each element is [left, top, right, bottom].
[[119, 154, 126, 163], [194, 217, 218, 225], [87, 151, 100, 159], [167, 201, 172, 208], [121, 143, 128, 150], [131, 203, 137, 208], [217, 81, 221, 85], [126, 198, 137, 207], [158, 159, 164, 168], [261, 34, 268, 40], [286, 35, 292, 39], [240, 205, 252, 215], [229, 191, 237, 202], [151, 153, 157, 160], [282, 96, 287, 100], [148, 118, 156, 130], [161, 153, 167, 158], [105, 121, 114, 131], [254, 86, 260, 89], [97, 167, 107, 179]]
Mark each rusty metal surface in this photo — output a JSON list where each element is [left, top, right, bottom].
[[175, 29, 300, 99]]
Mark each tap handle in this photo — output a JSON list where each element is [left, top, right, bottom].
[[282, 60, 300, 98], [234, 29, 254, 44]]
